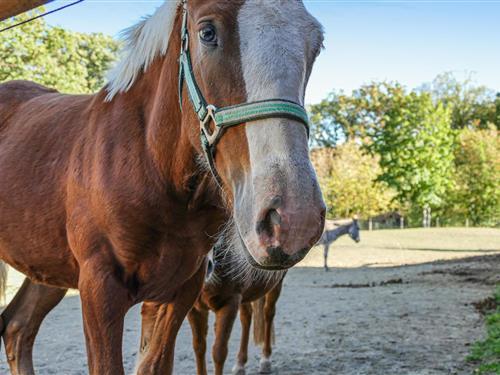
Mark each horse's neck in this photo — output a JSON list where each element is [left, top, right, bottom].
[[326, 223, 351, 243], [104, 23, 202, 194]]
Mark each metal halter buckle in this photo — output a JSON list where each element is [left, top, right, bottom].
[[200, 105, 221, 146]]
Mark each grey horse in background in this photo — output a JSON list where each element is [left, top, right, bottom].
[[318, 218, 361, 271]]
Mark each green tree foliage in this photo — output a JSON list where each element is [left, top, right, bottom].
[[311, 142, 396, 219], [311, 82, 455, 213], [445, 126, 500, 226], [422, 72, 499, 130], [495, 93, 500, 126], [0, 9, 119, 93], [309, 92, 355, 147], [309, 82, 407, 147], [366, 90, 455, 211]]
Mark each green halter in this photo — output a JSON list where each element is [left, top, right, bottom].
[[178, 1, 310, 185]]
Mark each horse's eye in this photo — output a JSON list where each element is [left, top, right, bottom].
[[199, 25, 217, 45]]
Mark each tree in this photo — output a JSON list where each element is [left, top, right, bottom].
[[495, 93, 500, 126], [311, 142, 396, 219], [445, 126, 500, 225], [310, 82, 408, 147], [0, 9, 119, 93], [422, 72, 498, 129], [310, 75, 499, 148], [311, 82, 455, 214], [309, 92, 355, 147], [366, 91, 455, 213]]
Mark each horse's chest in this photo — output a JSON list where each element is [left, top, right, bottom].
[[66, 185, 224, 302], [136, 238, 209, 303]]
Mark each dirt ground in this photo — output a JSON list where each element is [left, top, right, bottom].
[[0, 228, 499, 374]]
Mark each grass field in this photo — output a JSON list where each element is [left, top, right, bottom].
[[4, 228, 500, 302], [300, 227, 500, 268]]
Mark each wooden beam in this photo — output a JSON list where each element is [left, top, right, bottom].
[[0, 0, 53, 22]]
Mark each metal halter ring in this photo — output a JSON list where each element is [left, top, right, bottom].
[[200, 105, 221, 146]]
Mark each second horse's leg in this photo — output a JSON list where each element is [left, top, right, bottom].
[[187, 305, 209, 375], [232, 302, 252, 375], [136, 301, 162, 367], [212, 296, 241, 375], [1, 278, 67, 375], [259, 279, 284, 374], [323, 244, 330, 271], [136, 263, 206, 375]]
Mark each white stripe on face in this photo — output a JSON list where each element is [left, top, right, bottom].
[[238, 0, 323, 104], [237, 0, 323, 183]]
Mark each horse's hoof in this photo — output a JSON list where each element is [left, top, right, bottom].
[[232, 363, 246, 375], [259, 358, 272, 374]]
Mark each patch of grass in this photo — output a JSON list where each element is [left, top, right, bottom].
[[468, 285, 500, 374]]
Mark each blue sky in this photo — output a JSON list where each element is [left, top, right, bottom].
[[39, 0, 500, 104]]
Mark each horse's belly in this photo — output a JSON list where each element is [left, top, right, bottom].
[[0, 194, 79, 289], [0, 238, 79, 289]]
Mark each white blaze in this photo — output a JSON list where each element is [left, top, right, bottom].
[[237, 0, 323, 185]]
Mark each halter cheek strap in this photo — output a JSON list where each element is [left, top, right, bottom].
[[178, 1, 310, 186]]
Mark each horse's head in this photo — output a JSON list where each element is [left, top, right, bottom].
[[349, 217, 361, 243], [180, 0, 325, 270]]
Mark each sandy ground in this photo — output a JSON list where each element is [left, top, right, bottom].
[[0, 228, 499, 374]]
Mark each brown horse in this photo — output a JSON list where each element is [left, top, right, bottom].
[[138, 236, 286, 375], [0, 0, 325, 374]]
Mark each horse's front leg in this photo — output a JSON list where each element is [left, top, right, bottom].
[[136, 262, 206, 375], [78, 258, 131, 375]]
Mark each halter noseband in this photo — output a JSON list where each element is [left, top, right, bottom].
[[178, 0, 310, 186]]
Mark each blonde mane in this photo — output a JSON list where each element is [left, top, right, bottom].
[[105, 0, 182, 101]]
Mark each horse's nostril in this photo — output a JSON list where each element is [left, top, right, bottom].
[[256, 208, 281, 239], [270, 195, 283, 209], [269, 209, 282, 226]]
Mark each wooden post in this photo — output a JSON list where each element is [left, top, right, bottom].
[[466, 218, 470, 228], [400, 217, 404, 229], [369, 218, 373, 231], [436, 217, 440, 228], [0, 0, 53, 22]]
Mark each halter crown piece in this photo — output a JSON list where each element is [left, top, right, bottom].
[[178, 0, 310, 186]]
